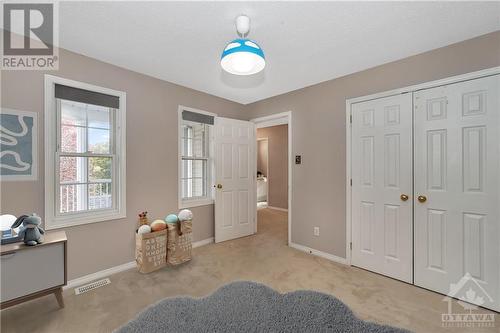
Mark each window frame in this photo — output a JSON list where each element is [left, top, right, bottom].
[[181, 120, 209, 199], [56, 99, 116, 214], [44, 75, 126, 229], [178, 106, 215, 209]]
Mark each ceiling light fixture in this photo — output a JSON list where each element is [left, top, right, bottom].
[[221, 15, 265, 76]]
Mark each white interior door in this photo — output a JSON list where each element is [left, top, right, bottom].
[[351, 93, 413, 283], [214, 117, 256, 243], [414, 74, 500, 311]]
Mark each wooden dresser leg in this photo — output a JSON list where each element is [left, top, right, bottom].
[[54, 288, 64, 308]]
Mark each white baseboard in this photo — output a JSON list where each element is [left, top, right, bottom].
[[65, 237, 215, 290], [289, 242, 349, 266], [192, 237, 214, 248], [65, 261, 136, 290], [267, 206, 288, 212]]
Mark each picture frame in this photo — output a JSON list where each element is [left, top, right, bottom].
[[0, 108, 38, 181]]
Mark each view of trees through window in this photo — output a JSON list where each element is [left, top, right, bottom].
[[58, 100, 114, 213]]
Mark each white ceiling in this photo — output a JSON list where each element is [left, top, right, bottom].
[[59, 1, 500, 104]]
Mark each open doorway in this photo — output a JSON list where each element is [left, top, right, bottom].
[[252, 112, 292, 246]]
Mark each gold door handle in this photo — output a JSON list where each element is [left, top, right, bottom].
[[417, 195, 427, 203], [400, 194, 409, 201], [216, 184, 222, 189]]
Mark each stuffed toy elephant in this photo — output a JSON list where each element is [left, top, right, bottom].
[[11, 214, 45, 246]]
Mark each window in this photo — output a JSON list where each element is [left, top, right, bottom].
[[58, 100, 113, 213], [179, 107, 215, 208], [45, 75, 126, 229], [181, 122, 209, 198]]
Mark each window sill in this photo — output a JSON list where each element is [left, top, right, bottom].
[[45, 210, 126, 230], [179, 198, 214, 209]]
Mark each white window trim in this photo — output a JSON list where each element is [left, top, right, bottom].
[[178, 105, 216, 209], [44, 75, 127, 230]]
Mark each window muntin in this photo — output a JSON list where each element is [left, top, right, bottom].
[[57, 99, 115, 214]]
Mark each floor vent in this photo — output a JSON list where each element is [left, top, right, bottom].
[[74, 278, 111, 295]]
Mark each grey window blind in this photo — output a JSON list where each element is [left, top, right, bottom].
[[55, 84, 120, 109], [182, 110, 214, 125]]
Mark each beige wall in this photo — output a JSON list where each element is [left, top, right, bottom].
[[257, 125, 288, 209], [246, 31, 500, 258], [0, 47, 245, 280]]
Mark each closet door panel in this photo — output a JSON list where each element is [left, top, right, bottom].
[[414, 74, 500, 312], [351, 93, 413, 283]]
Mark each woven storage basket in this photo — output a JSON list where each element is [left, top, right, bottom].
[[135, 229, 167, 273], [166, 220, 192, 265]]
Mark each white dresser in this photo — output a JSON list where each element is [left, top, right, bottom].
[[1, 231, 67, 309]]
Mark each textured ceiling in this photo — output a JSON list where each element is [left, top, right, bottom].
[[59, 1, 500, 104]]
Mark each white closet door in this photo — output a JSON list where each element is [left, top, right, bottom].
[[414, 75, 500, 312], [351, 93, 413, 283], [214, 117, 256, 243]]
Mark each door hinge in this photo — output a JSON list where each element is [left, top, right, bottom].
[[350, 242, 352, 250], [349, 114, 352, 124], [350, 179, 352, 186]]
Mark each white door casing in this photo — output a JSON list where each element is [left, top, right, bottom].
[[214, 117, 256, 243], [414, 75, 500, 311], [351, 93, 413, 283]]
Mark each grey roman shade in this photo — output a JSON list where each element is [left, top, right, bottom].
[[55, 84, 120, 109], [182, 110, 214, 125]]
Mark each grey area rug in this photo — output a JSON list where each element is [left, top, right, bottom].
[[116, 281, 410, 333]]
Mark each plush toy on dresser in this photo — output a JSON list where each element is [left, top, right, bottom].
[[10, 213, 45, 246]]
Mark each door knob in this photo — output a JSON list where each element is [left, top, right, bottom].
[[417, 195, 427, 203], [400, 194, 409, 201], [216, 184, 222, 189]]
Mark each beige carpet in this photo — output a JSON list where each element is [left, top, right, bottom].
[[1, 208, 497, 332]]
